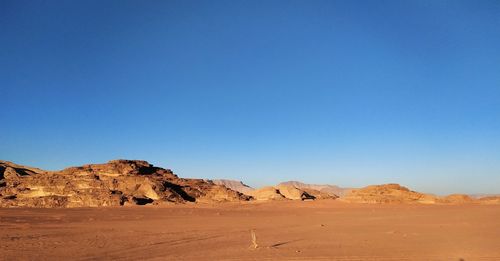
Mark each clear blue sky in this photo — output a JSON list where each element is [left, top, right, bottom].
[[1, 0, 499, 194]]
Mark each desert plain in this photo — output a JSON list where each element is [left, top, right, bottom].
[[1, 200, 499, 261]]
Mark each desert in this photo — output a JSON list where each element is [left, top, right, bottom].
[[1, 201, 500, 260], [1, 160, 500, 260]]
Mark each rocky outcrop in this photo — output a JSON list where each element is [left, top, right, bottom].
[[278, 181, 352, 197], [212, 179, 255, 196], [249, 186, 286, 201], [341, 184, 500, 205], [248, 185, 320, 201], [301, 188, 338, 200], [477, 196, 500, 205], [439, 194, 474, 204], [342, 184, 440, 204], [0, 160, 251, 208], [212, 180, 338, 200], [275, 185, 315, 200]]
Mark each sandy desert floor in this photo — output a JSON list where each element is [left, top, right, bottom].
[[1, 200, 499, 261]]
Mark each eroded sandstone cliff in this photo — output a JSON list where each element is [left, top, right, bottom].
[[0, 160, 251, 207]]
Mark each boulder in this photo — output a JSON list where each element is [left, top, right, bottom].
[[276, 185, 315, 200], [249, 186, 286, 201]]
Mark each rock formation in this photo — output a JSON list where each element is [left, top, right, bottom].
[[275, 184, 315, 200], [2, 160, 495, 207], [0, 160, 251, 208], [477, 196, 500, 204], [300, 188, 338, 200], [439, 194, 474, 204], [248, 185, 321, 201], [212, 180, 337, 201], [342, 184, 439, 204], [212, 179, 254, 196], [339, 183, 500, 205], [249, 186, 287, 201]]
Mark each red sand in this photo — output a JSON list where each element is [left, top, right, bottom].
[[1, 200, 499, 260]]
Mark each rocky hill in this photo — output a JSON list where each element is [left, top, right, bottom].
[[342, 184, 439, 204], [440, 194, 474, 204], [248, 184, 334, 201], [341, 184, 497, 204], [0, 160, 251, 208], [211, 179, 338, 201], [249, 186, 287, 201], [211, 179, 255, 196], [477, 196, 500, 204]]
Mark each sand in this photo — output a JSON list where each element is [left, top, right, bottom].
[[1, 201, 499, 260]]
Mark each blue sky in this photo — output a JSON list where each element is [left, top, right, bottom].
[[1, 0, 499, 194]]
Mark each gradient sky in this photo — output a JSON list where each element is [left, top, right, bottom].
[[1, 0, 499, 194]]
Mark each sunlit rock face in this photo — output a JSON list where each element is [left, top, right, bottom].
[[275, 184, 315, 200], [248, 185, 319, 201], [477, 196, 500, 205], [0, 160, 251, 208], [438, 194, 474, 204], [212, 180, 339, 200], [341, 183, 497, 205], [249, 186, 287, 201], [341, 184, 440, 204]]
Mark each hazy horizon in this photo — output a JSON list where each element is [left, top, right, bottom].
[[2, 1, 499, 195]]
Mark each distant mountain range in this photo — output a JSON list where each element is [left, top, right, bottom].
[[211, 179, 255, 195], [213, 179, 353, 197], [278, 181, 354, 197]]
